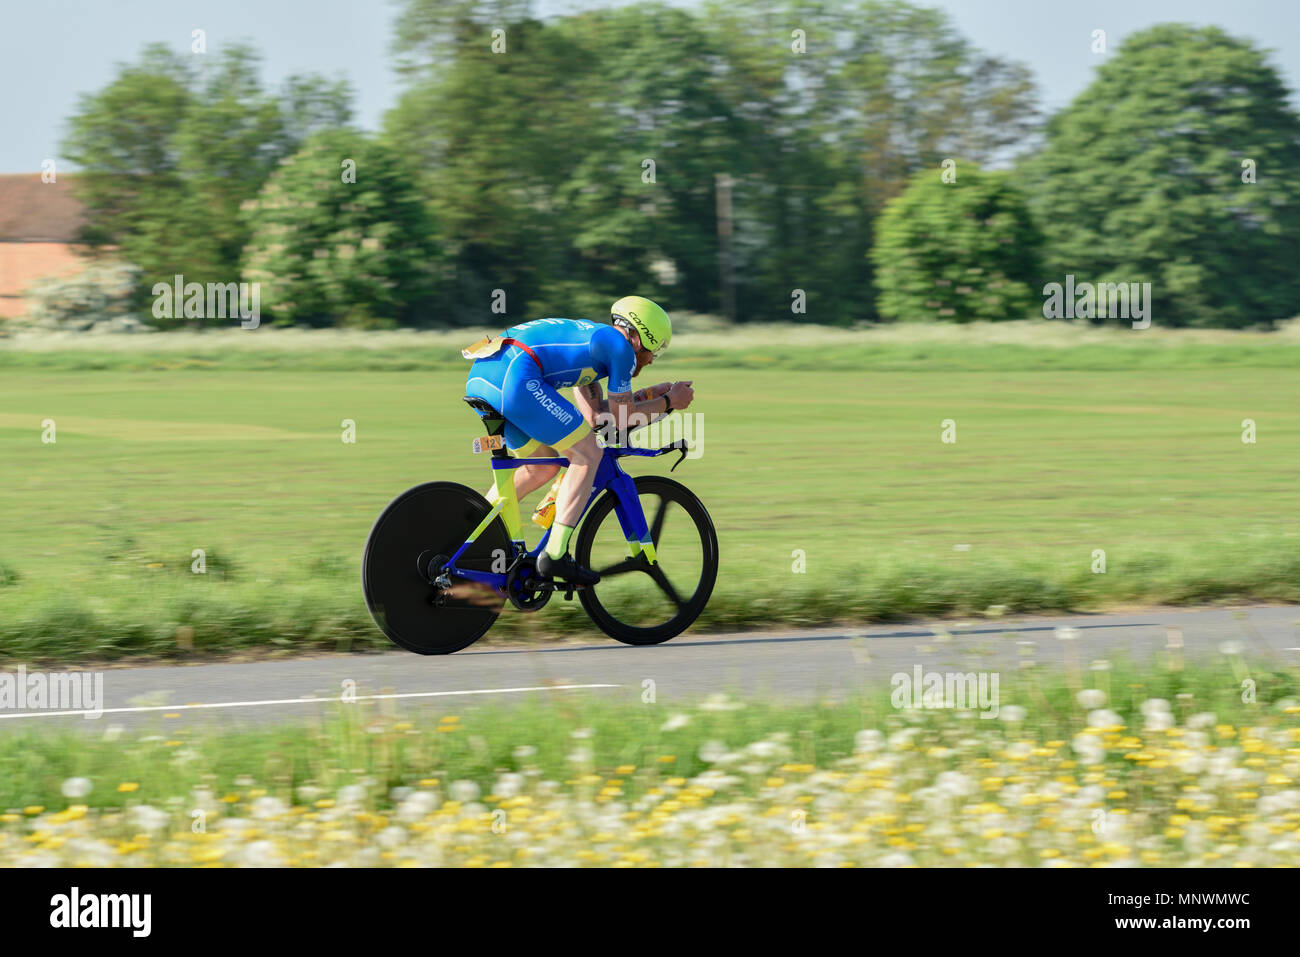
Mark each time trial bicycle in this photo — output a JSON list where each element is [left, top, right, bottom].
[[361, 397, 718, 654]]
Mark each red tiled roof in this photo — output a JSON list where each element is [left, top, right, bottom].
[[0, 174, 88, 242]]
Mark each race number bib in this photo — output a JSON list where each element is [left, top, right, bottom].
[[461, 335, 505, 360]]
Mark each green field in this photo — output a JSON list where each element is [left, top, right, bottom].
[[2, 323, 1299, 662]]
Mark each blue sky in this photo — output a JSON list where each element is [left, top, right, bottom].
[[3, 0, 1297, 173]]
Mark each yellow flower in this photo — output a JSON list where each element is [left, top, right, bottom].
[[117, 783, 139, 793]]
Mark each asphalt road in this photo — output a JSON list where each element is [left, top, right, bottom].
[[3, 604, 1298, 732]]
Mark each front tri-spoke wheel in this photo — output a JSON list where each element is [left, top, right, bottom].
[[574, 475, 718, 645]]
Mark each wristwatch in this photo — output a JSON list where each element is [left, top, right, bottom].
[[662, 394, 673, 415]]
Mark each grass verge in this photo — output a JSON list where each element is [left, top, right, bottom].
[[2, 655, 1297, 866]]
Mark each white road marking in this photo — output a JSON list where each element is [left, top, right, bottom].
[[0, 683, 621, 721]]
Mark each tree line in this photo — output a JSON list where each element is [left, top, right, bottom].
[[60, 0, 1300, 329]]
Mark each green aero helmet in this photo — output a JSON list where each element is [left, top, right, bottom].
[[611, 295, 671, 356]]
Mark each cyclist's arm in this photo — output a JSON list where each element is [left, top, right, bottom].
[[606, 389, 641, 433], [574, 381, 607, 426], [577, 381, 668, 435], [609, 388, 673, 432], [633, 383, 671, 403]]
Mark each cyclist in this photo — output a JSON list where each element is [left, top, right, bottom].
[[464, 295, 694, 585]]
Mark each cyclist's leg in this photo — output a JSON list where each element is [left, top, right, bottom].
[[533, 430, 601, 582], [482, 425, 560, 502], [553, 431, 600, 528], [512, 442, 563, 498], [496, 365, 599, 581], [466, 355, 557, 500]]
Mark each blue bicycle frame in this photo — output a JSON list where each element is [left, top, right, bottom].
[[443, 441, 688, 590]]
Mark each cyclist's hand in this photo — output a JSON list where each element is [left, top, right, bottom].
[[668, 381, 694, 411]]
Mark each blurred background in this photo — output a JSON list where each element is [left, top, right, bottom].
[[2, 0, 1298, 329]]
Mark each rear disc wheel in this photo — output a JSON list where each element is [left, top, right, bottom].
[[361, 481, 508, 654]]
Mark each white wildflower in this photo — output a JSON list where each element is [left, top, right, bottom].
[[449, 780, 481, 803], [660, 714, 691, 732], [854, 730, 883, 754], [1077, 689, 1106, 709], [61, 777, 92, 799], [698, 740, 730, 764], [1087, 709, 1123, 729]]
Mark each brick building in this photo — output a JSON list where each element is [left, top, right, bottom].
[[0, 174, 89, 318]]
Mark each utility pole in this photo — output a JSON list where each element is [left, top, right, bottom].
[[715, 173, 735, 323]]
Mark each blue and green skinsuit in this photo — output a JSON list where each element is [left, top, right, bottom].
[[464, 318, 636, 454]]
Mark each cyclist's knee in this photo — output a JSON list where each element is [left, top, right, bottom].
[[564, 432, 601, 465], [527, 445, 561, 475]]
